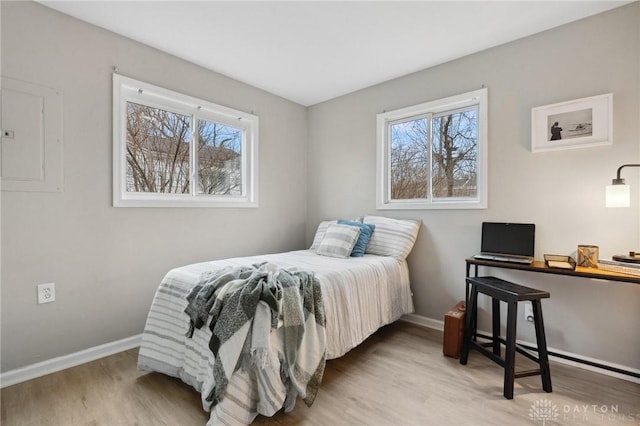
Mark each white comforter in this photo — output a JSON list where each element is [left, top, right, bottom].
[[137, 249, 414, 425]]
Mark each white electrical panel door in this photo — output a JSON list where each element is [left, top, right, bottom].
[[2, 88, 44, 180], [1, 77, 63, 192]]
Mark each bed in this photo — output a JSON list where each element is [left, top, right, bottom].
[[137, 216, 420, 425]]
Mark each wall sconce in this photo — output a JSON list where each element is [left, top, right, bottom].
[[605, 164, 640, 208]]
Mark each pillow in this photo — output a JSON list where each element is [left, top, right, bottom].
[[309, 220, 337, 250], [309, 217, 363, 250], [316, 224, 362, 258], [337, 219, 375, 257], [363, 215, 421, 259]]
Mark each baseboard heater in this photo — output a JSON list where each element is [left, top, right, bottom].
[[475, 332, 639, 380]]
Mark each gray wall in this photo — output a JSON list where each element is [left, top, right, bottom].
[[307, 3, 640, 370], [1, 1, 308, 371]]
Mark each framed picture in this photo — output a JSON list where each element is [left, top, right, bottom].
[[531, 93, 612, 152]]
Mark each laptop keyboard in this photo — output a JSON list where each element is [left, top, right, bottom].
[[473, 253, 533, 264]]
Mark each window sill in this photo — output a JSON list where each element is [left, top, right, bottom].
[[114, 194, 258, 208], [376, 199, 487, 210]]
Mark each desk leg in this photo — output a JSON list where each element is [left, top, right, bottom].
[[465, 263, 471, 308]]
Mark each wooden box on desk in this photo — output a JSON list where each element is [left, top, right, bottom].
[[443, 301, 466, 358]]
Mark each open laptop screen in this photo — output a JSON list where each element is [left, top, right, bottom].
[[481, 222, 535, 257]]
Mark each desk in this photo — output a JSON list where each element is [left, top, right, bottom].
[[465, 257, 640, 379], [466, 258, 640, 285]]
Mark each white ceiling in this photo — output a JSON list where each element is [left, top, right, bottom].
[[39, 1, 631, 106]]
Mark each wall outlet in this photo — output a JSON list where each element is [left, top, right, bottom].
[[37, 283, 55, 304], [524, 302, 534, 323]]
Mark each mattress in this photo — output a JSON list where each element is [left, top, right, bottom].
[[137, 249, 414, 425]]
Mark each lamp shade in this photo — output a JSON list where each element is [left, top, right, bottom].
[[605, 184, 630, 208]]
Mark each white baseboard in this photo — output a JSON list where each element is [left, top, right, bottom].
[[0, 334, 142, 389], [401, 314, 640, 384], [402, 313, 444, 331]]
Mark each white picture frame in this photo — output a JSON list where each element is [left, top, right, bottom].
[[531, 93, 612, 153]]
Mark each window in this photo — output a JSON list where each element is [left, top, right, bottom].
[[376, 88, 487, 210], [113, 74, 258, 207]]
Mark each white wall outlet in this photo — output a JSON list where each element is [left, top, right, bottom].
[[37, 283, 55, 304], [524, 302, 534, 323]]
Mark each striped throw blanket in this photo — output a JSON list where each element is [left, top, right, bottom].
[[184, 262, 326, 411]]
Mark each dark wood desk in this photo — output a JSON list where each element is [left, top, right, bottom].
[[464, 257, 640, 379], [466, 258, 640, 285]]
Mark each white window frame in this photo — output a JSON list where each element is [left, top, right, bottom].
[[113, 74, 259, 208], [376, 88, 488, 210]]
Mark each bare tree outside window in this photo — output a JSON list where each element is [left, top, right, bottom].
[[197, 119, 242, 195], [389, 107, 478, 201], [432, 108, 478, 198], [125, 103, 244, 196], [126, 102, 191, 193], [390, 118, 428, 199]]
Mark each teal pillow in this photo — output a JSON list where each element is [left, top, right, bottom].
[[337, 219, 375, 257]]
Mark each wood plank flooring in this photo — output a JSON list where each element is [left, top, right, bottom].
[[2, 322, 639, 425]]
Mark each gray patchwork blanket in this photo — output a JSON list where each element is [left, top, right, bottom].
[[184, 262, 326, 411]]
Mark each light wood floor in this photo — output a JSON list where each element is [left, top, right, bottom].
[[2, 322, 639, 425]]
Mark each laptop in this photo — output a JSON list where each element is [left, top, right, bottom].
[[473, 222, 535, 264]]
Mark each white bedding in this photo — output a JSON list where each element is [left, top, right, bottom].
[[137, 249, 414, 425]]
